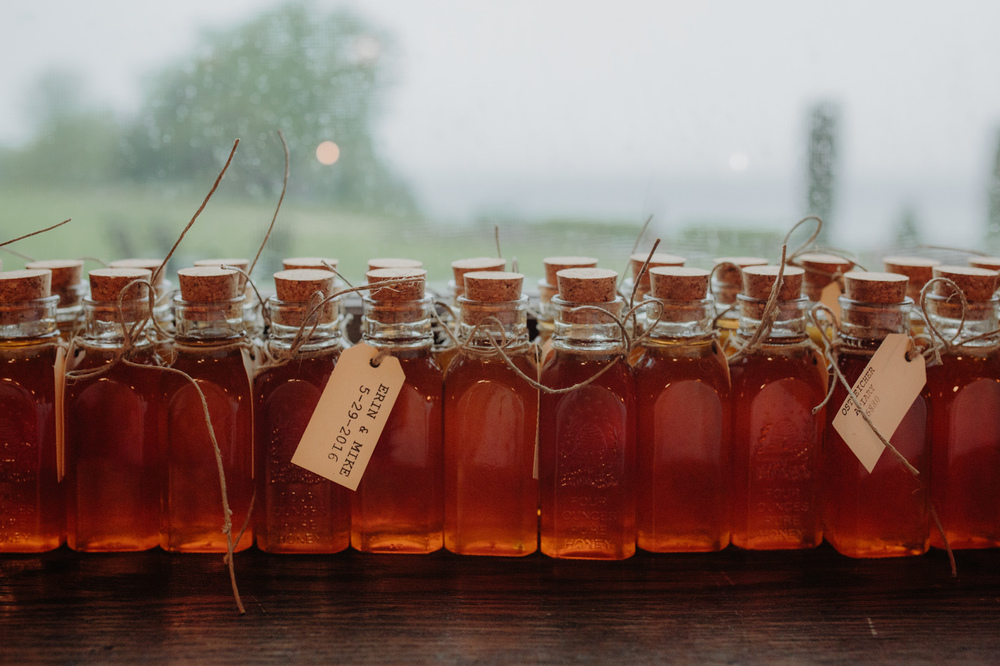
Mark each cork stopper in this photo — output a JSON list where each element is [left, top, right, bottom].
[[109, 258, 169, 287], [933, 265, 999, 303], [556, 268, 618, 303], [367, 268, 426, 301], [968, 256, 1000, 272], [650, 267, 710, 301], [543, 256, 598, 287], [367, 257, 423, 271], [451, 258, 506, 297], [194, 258, 249, 289], [88, 268, 153, 302], [25, 259, 84, 305], [882, 256, 939, 297], [177, 267, 240, 302], [282, 257, 339, 272], [742, 265, 805, 301], [464, 271, 523, 302], [630, 252, 685, 278], [797, 252, 854, 300], [274, 269, 336, 303], [713, 256, 769, 285], [843, 271, 908, 304], [0, 269, 52, 302]]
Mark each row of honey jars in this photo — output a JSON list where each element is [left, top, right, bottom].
[[4, 255, 1000, 557]]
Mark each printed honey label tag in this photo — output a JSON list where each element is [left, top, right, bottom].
[[291, 343, 404, 491], [832, 334, 925, 473], [820, 281, 843, 324], [54, 345, 67, 482]]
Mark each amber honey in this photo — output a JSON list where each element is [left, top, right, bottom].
[[635, 340, 731, 552]]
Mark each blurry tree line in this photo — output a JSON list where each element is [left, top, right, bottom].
[[0, 2, 415, 216]]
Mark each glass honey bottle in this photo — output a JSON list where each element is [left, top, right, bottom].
[[797, 252, 854, 346], [109, 258, 175, 336], [25, 259, 86, 340], [194, 258, 262, 343], [535, 256, 598, 359], [0, 269, 62, 552], [161, 267, 254, 553], [882, 256, 940, 335], [539, 267, 636, 560], [625, 252, 685, 365], [711, 256, 767, 350], [823, 271, 929, 557], [352, 267, 443, 553], [64, 268, 161, 551], [633, 267, 732, 552], [924, 265, 1000, 549], [437, 257, 506, 372], [254, 269, 351, 553], [444, 271, 538, 556], [729, 265, 827, 550]]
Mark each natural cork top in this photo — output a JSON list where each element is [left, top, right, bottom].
[[451, 258, 506, 292], [882, 256, 940, 289], [968, 256, 1000, 271], [556, 268, 618, 303], [274, 269, 336, 303], [367, 268, 426, 301], [650, 267, 710, 301], [368, 257, 423, 271], [109, 258, 169, 286], [464, 271, 523, 302], [629, 252, 687, 291], [543, 256, 598, 286], [282, 257, 339, 272], [177, 267, 241, 302], [713, 256, 768, 285], [0, 269, 52, 302], [194, 258, 249, 289], [843, 271, 908, 304], [797, 252, 854, 285], [88, 268, 153, 302], [25, 259, 85, 305], [742, 265, 805, 301], [933, 265, 999, 302]]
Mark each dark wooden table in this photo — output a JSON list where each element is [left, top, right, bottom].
[[1, 544, 997, 663]]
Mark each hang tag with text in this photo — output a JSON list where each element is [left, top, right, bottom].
[[832, 334, 925, 473], [291, 343, 405, 491], [54, 346, 67, 483], [820, 281, 843, 324]]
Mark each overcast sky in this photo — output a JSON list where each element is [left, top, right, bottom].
[[3, 0, 999, 243]]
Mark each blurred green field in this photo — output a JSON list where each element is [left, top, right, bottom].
[[1, 184, 800, 291]]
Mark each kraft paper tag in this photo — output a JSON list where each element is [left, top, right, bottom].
[[54, 346, 67, 482], [820, 281, 843, 324], [291, 343, 405, 491], [832, 334, 925, 473]]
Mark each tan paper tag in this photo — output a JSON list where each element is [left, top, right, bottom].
[[820, 281, 843, 324], [291, 343, 405, 491], [54, 346, 67, 482], [832, 334, 925, 473]]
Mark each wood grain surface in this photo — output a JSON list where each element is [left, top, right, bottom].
[[1, 545, 998, 663]]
